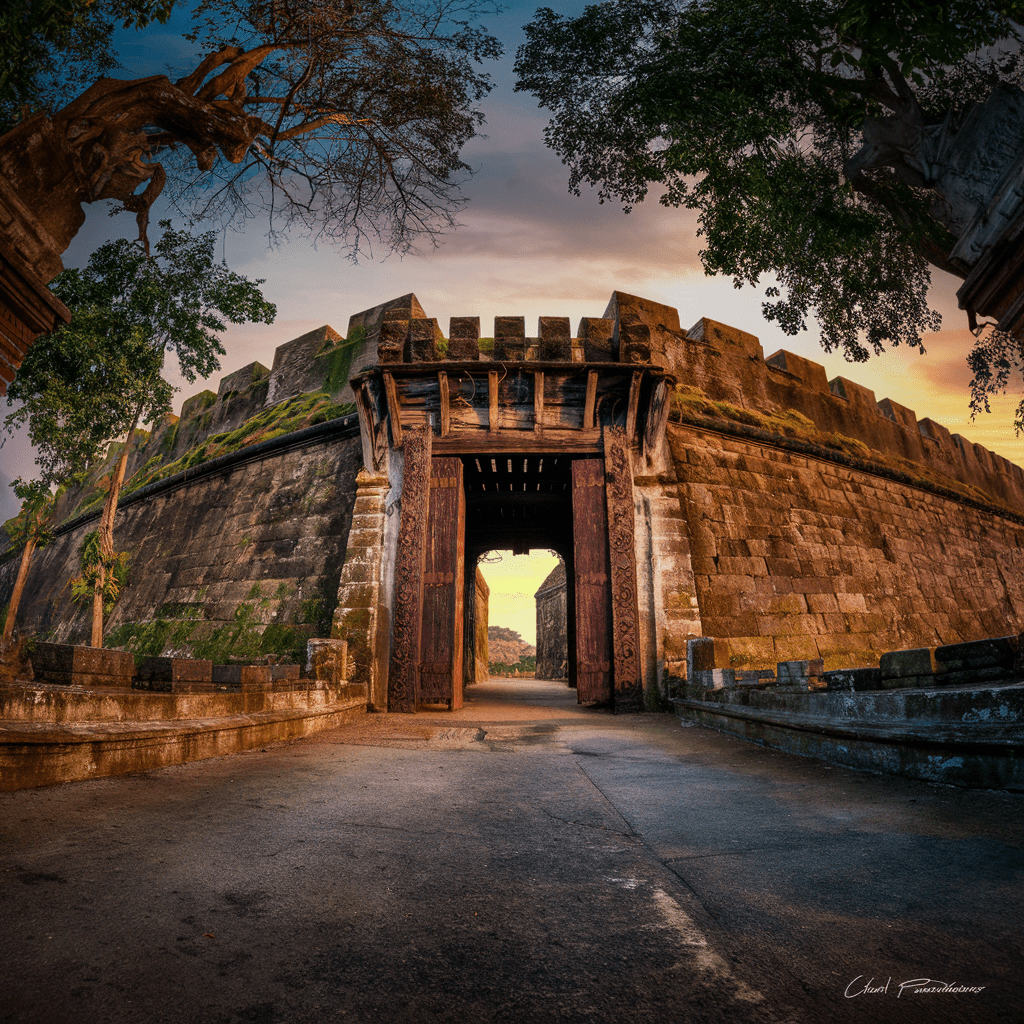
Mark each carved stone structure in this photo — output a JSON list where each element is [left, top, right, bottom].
[[0, 177, 70, 393], [846, 82, 1024, 339], [3, 291, 1024, 716]]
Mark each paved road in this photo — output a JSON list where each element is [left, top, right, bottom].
[[1, 680, 1022, 1024]]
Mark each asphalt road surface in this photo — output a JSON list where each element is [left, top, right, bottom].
[[2, 680, 1022, 1024]]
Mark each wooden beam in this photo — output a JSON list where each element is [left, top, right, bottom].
[[533, 370, 545, 434], [466, 492, 567, 506], [355, 380, 382, 472], [643, 378, 672, 457], [583, 370, 598, 429], [383, 371, 403, 447], [438, 371, 450, 437], [625, 370, 642, 439], [434, 431, 602, 455], [488, 370, 500, 433], [572, 457, 613, 704]]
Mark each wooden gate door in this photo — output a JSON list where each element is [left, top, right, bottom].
[[419, 456, 466, 709], [571, 458, 613, 703]]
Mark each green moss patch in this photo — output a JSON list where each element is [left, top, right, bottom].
[[670, 385, 1012, 514], [117, 391, 353, 499]]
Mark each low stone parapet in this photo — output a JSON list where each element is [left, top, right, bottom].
[[673, 681, 1024, 790], [682, 634, 1024, 695], [0, 681, 369, 790], [30, 643, 134, 688], [134, 657, 212, 687], [212, 665, 273, 688]]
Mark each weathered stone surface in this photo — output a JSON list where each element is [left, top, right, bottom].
[[474, 568, 489, 684], [880, 648, 936, 682], [406, 318, 444, 362], [537, 317, 571, 361], [493, 316, 525, 361], [671, 423, 1024, 671], [820, 667, 882, 691], [619, 323, 652, 364], [212, 665, 272, 686], [265, 325, 344, 406], [578, 317, 616, 362], [30, 643, 134, 688], [218, 362, 270, 401], [535, 562, 567, 679], [307, 639, 349, 686], [935, 635, 1020, 672], [0, 436, 363, 661], [134, 657, 212, 684], [448, 317, 480, 361], [378, 319, 409, 364], [0, 681, 368, 790], [673, 678, 1024, 790]]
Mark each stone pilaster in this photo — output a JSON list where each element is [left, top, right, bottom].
[[331, 469, 390, 710]]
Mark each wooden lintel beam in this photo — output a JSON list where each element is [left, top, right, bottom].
[[643, 378, 671, 456], [533, 370, 545, 434], [438, 371, 450, 437], [583, 370, 598, 428], [625, 370, 643, 438], [488, 370, 499, 433], [434, 430, 602, 455], [383, 370, 403, 446]]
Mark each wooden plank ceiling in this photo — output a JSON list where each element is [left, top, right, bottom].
[[463, 453, 573, 556]]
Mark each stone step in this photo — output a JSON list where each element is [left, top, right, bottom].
[[0, 685, 368, 791]]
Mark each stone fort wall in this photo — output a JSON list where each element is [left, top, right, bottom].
[[3, 288, 1024, 686], [667, 422, 1024, 671], [0, 431, 363, 662]]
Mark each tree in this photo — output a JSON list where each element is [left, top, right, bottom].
[[0, 0, 503, 278], [515, 1, 1024, 421], [1, 326, 140, 641], [0, 2, 174, 134], [3, 221, 276, 646], [1, 481, 54, 643]]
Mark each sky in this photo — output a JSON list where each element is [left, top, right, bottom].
[[3, 1, 1024, 639]]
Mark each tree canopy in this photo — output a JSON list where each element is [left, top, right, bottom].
[[0, 0, 503, 263], [514, 1, 1024, 382], [0, 2, 174, 134], [2, 221, 276, 644]]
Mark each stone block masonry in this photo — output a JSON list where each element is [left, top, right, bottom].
[[535, 562, 567, 680], [1, 434, 363, 660], [5, 286, 1024, 704], [30, 643, 134, 688], [670, 422, 1024, 670]]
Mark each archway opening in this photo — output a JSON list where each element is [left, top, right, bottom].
[[474, 549, 564, 683]]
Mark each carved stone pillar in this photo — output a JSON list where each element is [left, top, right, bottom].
[[387, 425, 433, 712]]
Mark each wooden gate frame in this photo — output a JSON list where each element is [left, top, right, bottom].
[[387, 426, 644, 713]]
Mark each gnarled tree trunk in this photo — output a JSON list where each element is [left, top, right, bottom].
[[2, 536, 37, 643]]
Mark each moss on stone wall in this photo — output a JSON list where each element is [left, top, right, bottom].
[[317, 325, 366, 396], [113, 392, 354, 503], [670, 385, 1012, 517]]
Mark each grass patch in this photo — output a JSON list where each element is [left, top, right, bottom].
[[670, 384, 1011, 513], [116, 392, 353, 499]]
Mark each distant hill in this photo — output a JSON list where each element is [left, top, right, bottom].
[[487, 626, 535, 670]]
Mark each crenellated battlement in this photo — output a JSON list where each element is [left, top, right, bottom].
[[49, 289, 1022, 525]]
